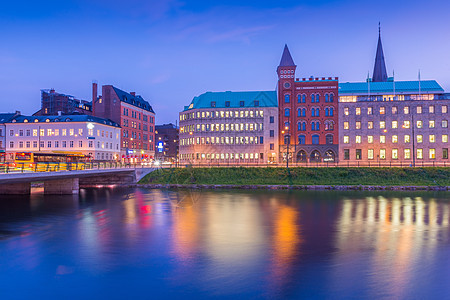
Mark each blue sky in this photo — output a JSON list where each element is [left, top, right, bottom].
[[1, 0, 450, 123]]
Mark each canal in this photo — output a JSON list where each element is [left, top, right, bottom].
[[1, 188, 449, 299]]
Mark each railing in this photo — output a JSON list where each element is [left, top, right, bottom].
[[0, 162, 153, 174]]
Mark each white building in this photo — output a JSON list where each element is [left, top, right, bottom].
[[5, 115, 121, 161], [0, 112, 20, 162]]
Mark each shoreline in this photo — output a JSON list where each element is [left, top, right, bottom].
[[130, 184, 450, 191]]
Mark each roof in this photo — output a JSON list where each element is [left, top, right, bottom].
[[372, 29, 388, 82], [156, 123, 178, 130], [339, 80, 444, 95], [7, 114, 120, 127], [112, 87, 155, 113], [0, 113, 18, 123], [278, 44, 296, 67], [183, 91, 277, 111]]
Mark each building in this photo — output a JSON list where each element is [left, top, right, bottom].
[[5, 115, 121, 161], [0, 112, 20, 162], [338, 28, 449, 165], [92, 84, 156, 163], [34, 89, 92, 116], [179, 91, 279, 165], [277, 45, 339, 163], [155, 123, 179, 164]]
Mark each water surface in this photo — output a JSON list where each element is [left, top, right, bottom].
[[1, 188, 449, 299]]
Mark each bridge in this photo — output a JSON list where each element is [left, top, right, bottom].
[[0, 167, 156, 195]]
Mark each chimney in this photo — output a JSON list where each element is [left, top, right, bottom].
[[92, 82, 98, 103], [15, 110, 21, 116], [130, 92, 136, 96]]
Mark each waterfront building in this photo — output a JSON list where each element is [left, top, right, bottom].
[[338, 28, 449, 165], [179, 91, 279, 165], [92, 84, 156, 163], [155, 123, 179, 164], [0, 112, 20, 162], [34, 89, 92, 116], [277, 45, 339, 163], [5, 115, 121, 161]]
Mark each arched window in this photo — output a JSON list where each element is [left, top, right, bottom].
[[330, 94, 334, 102], [312, 135, 320, 145], [310, 150, 321, 162], [326, 134, 333, 144], [311, 94, 315, 103], [297, 122, 302, 131], [302, 108, 306, 116], [297, 94, 301, 103], [316, 94, 320, 103], [284, 108, 290, 117], [284, 122, 290, 130], [325, 94, 329, 102], [325, 121, 334, 131], [311, 122, 315, 131], [311, 108, 315, 117], [324, 150, 335, 162], [325, 108, 329, 116], [297, 108, 302, 117], [315, 108, 320, 117], [302, 94, 306, 103], [330, 107, 334, 116], [284, 135, 290, 145], [298, 135, 306, 144], [316, 121, 320, 131], [284, 94, 290, 103], [297, 150, 307, 162], [302, 122, 306, 131]]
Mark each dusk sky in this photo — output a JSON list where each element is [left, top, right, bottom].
[[1, 0, 450, 124]]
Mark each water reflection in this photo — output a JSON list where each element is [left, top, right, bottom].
[[0, 189, 449, 299]]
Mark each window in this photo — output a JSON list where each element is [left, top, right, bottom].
[[260, 136, 264, 144], [429, 120, 435, 128], [429, 135, 435, 143], [356, 149, 362, 160], [404, 106, 410, 114], [270, 130, 274, 137], [356, 121, 361, 129], [298, 135, 305, 144], [429, 105, 434, 114], [392, 121, 398, 129], [254, 101, 259, 107], [392, 149, 398, 159], [312, 135, 319, 145], [225, 101, 230, 107], [315, 94, 320, 103], [356, 136, 361, 143], [330, 94, 334, 102], [270, 116, 274, 123], [302, 94, 306, 103], [368, 121, 373, 129], [284, 135, 290, 145], [417, 135, 423, 143], [368, 149, 374, 160], [270, 143, 274, 150], [380, 107, 385, 115], [392, 106, 398, 114], [325, 94, 329, 102], [380, 149, 386, 159], [443, 135, 448, 143], [443, 120, 448, 128], [403, 120, 410, 128], [368, 107, 373, 115], [211, 101, 216, 107], [344, 107, 349, 115], [284, 95, 290, 103], [356, 107, 361, 115], [392, 135, 398, 143], [368, 136, 373, 143], [417, 106, 422, 114], [284, 108, 290, 117], [344, 122, 349, 130], [343, 136, 349, 144], [404, 135, 410, 143], [380, 136, 386, 143], [416, 121, 423, 128], [404, 149, 411, 159], [344, 149, 350, 160], [429, 148, 436, 159], [443, 148, 449, 159], [326, 134, 333, 144], [442, 105, 448, 114], [380, 121, 386, 129], [329, 107, 334, 116]]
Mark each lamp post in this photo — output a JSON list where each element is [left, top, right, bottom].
[[282, 126, 292, 185], [411, 108, 416, 167]]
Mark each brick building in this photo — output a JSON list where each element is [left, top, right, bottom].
[[338, 28, 449, 166], [179, 91, 279, 165], [155, 123, 179, 164], [277, 45, 339, 163], [92, 83, 156, 163], [34, 89, 92, 116]]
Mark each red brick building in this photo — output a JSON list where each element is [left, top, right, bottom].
[[92, 83, 155, 163], [34, 89, 92, 116], [277, 45, 339, 163]]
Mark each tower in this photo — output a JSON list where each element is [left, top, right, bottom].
[[372, 23, 388, 82]]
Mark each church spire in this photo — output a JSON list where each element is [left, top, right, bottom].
[[372, 23, 388, 82], [279, 44, 296, 67]]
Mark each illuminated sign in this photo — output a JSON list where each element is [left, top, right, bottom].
[[157, 141, 164, 153]]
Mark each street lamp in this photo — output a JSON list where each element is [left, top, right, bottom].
[[282, 126, 292, 185]]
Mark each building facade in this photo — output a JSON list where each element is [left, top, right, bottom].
[[338, 28, 449, 166], [92, 84, 156, 163], [34, 89, 92, 116], [0, 112, 20, 162], [277, 45, 339, 163], [5, 115, 120, 162], [155, 123, 179, 164], [179, 91, 279, 165]]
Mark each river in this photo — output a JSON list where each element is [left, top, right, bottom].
[[1, 188, 449, 299]]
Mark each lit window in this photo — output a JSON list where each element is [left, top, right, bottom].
[[344, 122, 349, 130], [380, 149, 386, 159], [380, 135, 386, 143], [417, 149, 423, 159], [356, 136, 361, 143], [442, 105, 448, 114], [344, 107, 349, 116], [380, 107, 385, 114], [429, 148, 436, 159], [443, 135, 448, 143], [343, 136, 349, 144], [392, 121, 398, 129], [417, 106, 422, 114], [429, 135, 435, 143], [356, 121, 361, 129], [392, 106, 398, 114], [368, 136, 373, 143], [404, 106, 410, 114], [403, 121, 410, 128], [443, 120, 448, 128], [392, 135, 398, 143], [417, 135, 423, 143], [429, 105, 434, 114], [404, 135, 410, 143], [429, 120, 435, 128], [380, 121, 386, 129], [367, 107, 373, 115], [392, 149, 398, 159], [404, 149, 411, 159], [368, 121, 373, 129], [356, 107, 361, 115], [416, 121, 423, 128], [368, 149, 374, 159]]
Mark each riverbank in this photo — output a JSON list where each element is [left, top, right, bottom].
[[139, 167, 450, 187]]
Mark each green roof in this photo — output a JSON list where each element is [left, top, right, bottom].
[[184, 91, 277, 111], [339, 80, 444, 95]]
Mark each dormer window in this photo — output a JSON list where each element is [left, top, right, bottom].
[[240, 101, 245, 107], [254, 101, 259, 107], [225, 101, 230, 107], [211, 101, 216, 108]]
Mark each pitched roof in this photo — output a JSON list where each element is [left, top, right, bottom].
[[0, 113, 17, 123], [339, 80, 444, 95], [112, 86, 155, 113], [7, 114, 120, 127], [372, 27, 388, 82], [279, 44, 296, 67], [183, 91, 277, 111]]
